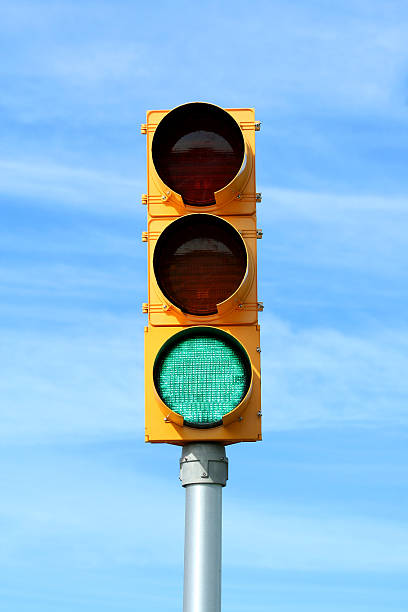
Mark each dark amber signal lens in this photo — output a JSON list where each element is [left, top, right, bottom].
[[152, 102, 245, 206], [153, 215, 247, 316]]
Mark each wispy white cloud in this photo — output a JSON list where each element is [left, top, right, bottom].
[[254, 16, 408, 115], [1, 0, 408, 120], [0, 319, 144, 442], [0, 4, 152, 82], [1, 446, 406, 573], [263, 187, 408, 219], [260, 187, 408, 275], [0, 449, 183, 569], [0, 262, 142, 297], [0, 159, 144, 213], [224, 498, 408, 572], [261, 315, 408, 430], [0, 225, 142, 259], [45, 43, 151, 84]]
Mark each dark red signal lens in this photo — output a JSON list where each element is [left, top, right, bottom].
[[153, 215, 247, 315], [152, 102, 245, 206]]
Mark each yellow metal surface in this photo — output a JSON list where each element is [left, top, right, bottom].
[[145, 106, 258, 217], [146, 214, 259, 327], [144, 324, 261, 445], [142, 103, 262, 445]]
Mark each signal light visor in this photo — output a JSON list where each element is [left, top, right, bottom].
[[153, 214, 250, 316], [152, 102, 246, 207]]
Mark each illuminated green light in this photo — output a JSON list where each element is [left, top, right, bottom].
[[154, 328, 251, 427]]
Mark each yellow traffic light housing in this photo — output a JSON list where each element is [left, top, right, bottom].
[[142, 102, 259, 217], [144, 324, 261, 444], [142, 102, 262, 445], [146, 213, 260, 326]]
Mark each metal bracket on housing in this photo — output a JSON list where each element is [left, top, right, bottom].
[[179, 443, 228, 487]]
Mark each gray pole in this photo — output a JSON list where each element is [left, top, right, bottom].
[[179, 443, 228, 612]]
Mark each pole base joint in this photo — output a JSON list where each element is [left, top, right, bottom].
[[179, 443, 228, 487]]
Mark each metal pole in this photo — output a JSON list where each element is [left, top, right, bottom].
[[180, 443, 228, 612]]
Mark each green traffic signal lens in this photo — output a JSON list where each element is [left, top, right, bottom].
[[153, 328, 251, 428]]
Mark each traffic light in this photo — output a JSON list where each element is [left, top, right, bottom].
[[142, 102, 262, 445]]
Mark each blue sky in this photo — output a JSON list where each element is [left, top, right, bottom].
[[1, 0, 408, 610]]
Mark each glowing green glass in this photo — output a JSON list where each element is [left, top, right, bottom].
[[155, 330, 250, 427]]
